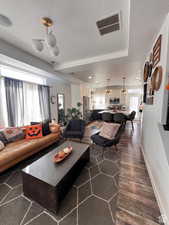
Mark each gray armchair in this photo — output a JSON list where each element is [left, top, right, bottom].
[[63, 119, 85, 140], [91, 123, 125, 153]]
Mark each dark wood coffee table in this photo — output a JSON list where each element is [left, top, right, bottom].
[[22, 141, 90, 213]]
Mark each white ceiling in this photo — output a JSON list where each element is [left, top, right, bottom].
[[0, 0, 129, 63], [67, 0, 169, 87], [0, 0, 169, 87]]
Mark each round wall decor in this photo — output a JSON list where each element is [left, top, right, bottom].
[[151, 66, 163, 91], [144, 61, 150, 82]]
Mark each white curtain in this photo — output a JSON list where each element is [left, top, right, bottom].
[[0, 77, 8, 127], [23, 82, 42, 125], [0, 78, 43, 127]]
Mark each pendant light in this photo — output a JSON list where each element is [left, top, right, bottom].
[[105, 79, 112, 95], [121, 77, 127, 95], [51, 45, 60, 56], [46, 31, 57, 48], [32, 39, 44, 52], [32, 17, 60, 57]]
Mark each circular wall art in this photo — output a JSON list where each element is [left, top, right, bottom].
[[144, 61, 150, 82], [151, 66, 163, 91]]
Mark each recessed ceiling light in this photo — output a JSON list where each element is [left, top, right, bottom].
[[88, 76, 92, 79], [0, 14, 12, 27]]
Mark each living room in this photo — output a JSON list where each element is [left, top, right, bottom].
[[1, 1, 169, 225]]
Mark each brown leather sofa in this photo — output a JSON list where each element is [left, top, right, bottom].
[[0, 130, 61, 173]]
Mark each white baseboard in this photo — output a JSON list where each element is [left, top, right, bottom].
[[140, 145, 169, 225]]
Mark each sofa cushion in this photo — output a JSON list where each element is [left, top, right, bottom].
[[0, 132, 8, 145], [50, 123, 60, 133], [26, 124, 43, 139], [31, 120, 51, 136], [0, 141, 5, 151], [0, 133, 60, 166], [100, 122, 120, 140], [2, 128, 24, 143], [42, 120, 51, 135]]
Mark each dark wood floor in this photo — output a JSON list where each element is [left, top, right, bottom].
[[0, 121, 161, 225], [84, 121, 161, 225], [115, 122, 161, 225]]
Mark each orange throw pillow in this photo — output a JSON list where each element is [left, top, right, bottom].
[[26, 124, 43, 139]]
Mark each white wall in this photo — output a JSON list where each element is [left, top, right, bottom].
[[142, 14, 169, 224], [80, 84, 91, 99], [93, 86, 142, 110], [71, 84, 82, 108], [0, 79, 5, 127], [50, 82, 71, 122]]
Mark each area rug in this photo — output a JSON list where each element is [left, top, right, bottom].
[[68, 121, 103, 144]]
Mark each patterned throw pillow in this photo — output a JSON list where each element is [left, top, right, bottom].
[[0, 141, 5, 151], [0, 131, 8, 145], [100, 122, 120, 140], [31, 120, 51, 136], [2, 128, 25, 143], [26, 124, 43, 139]]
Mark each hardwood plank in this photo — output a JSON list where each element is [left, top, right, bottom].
[[117, 193, 160, 223], [116, 208, 160, 225]]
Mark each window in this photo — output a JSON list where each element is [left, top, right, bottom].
[[128, 89, 142, 94], [0, 78, 8, 127], [0, 69, 50, 127], [22, 82, 42, 125]]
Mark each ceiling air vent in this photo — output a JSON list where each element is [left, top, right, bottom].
[[96, 13, 120, 35]]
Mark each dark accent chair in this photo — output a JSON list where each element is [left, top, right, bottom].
[[113, 113, 127, 125], [89, 110, 102, 121], [126, 111, 136, 130], [102, 112, 113, 122], [91, 123, 125, 154], [63, 119, 85, 140]]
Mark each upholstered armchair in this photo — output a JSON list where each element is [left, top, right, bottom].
[[63, 119, 85, 140], [91, 123, 125, 153]]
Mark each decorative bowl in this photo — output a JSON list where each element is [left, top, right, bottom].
[[53, 146, 72, 163]]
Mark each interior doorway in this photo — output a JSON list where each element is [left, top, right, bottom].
[[129, 96, 139, 120]]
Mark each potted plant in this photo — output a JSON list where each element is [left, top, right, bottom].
[[65, 102, 82, 123]]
